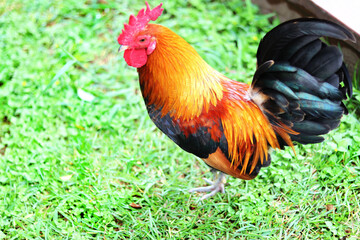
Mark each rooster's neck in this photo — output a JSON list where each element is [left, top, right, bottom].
[[138, 24, 224, 120]]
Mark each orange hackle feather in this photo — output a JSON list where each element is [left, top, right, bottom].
[[138, 24, 224, 121], [137, 24, 295, 177]]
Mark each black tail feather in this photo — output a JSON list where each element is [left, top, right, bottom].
[[289, 39, 322, 69], [304, 45, 343, 79], [251, 18, 354, 145], [257, 18, 356, 65]]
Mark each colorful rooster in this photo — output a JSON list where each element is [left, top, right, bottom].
[[118, 3, 354, 199]]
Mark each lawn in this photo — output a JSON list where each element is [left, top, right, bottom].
[[1, 0, 359, 239]]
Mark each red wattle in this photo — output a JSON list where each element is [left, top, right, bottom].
[[124, 48, 148, 68]]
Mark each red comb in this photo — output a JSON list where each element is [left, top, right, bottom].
[[118, 2, 163, 45]]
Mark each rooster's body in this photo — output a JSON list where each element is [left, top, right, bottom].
[[118, 3, 355, 199]]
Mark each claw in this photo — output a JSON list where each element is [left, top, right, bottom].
[[189, 171, 226, 200], [202, 178, 214, 185]]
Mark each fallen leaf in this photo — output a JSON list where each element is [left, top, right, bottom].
[[75, 124, 85, 130], [130, 203, 142, 209], [77, 88, 95, 102], [326, 204, 335, 211], [60, 174, 73, 181]]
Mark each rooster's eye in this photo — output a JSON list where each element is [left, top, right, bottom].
[[139, 38, 146, 42]]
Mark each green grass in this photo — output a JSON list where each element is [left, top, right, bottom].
[[1, 0, 359, 239]]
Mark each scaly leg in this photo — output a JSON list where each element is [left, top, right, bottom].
[[189, 169, 226, 200]]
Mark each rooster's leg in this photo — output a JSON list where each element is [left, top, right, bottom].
[[189, 169, 226, 200]]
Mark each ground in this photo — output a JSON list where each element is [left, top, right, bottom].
[[0, 0, 359, 239]]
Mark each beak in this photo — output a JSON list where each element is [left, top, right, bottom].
[[118, 45, 128, 53]]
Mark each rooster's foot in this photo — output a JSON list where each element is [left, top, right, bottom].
[[189, 171, 226, 200]]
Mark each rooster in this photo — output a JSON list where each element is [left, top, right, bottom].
[[118, 3, 355, 200]]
